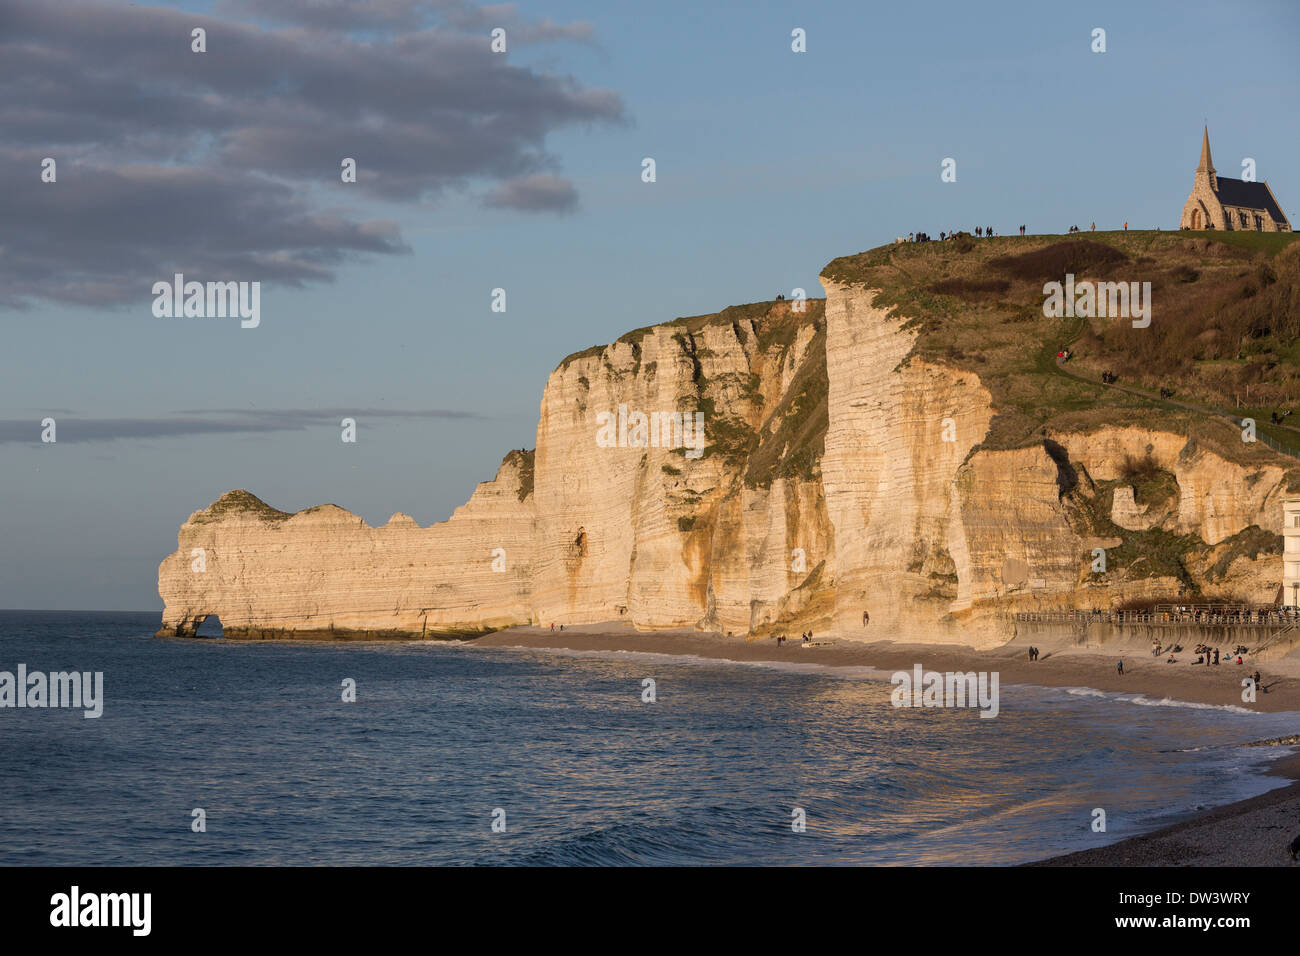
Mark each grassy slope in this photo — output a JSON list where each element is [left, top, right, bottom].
[[822, 230, 1300, 469]]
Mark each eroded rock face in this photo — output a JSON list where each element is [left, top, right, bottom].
[[1066, 430, 1287, 544], [156, 454, 536, 639], [158, 302, 835, 639], [817, 282, 1293, 648], [158, 270, 1295, 644]]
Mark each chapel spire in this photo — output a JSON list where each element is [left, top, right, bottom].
[[1197, 126, 1217, 189]]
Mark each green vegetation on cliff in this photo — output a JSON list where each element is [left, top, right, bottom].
[[560, 297, 830, 487], [503, 448, 535, 501], [194, 490, 292, 523], [822, 230, 1300, 475]]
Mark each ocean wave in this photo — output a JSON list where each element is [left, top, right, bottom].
[[1064, 687, 1258, 714]]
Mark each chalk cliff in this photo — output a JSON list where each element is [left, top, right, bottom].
[[158, 300, 834, 639], [158, 238, 1300, 644]]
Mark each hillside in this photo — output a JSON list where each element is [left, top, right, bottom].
[[824, 230, 1300, 461]]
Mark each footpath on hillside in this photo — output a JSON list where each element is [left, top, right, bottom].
[[1051, 346, 1300, 461]]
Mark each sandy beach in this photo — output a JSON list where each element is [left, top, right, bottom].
[[477, 622, 1300, 713]]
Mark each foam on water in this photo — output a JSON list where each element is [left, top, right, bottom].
[[1064, 686, 1261, 714]]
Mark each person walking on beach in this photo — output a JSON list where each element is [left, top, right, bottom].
[[1116, 660, 1124, 676], [1213, 647, 1219, 665], [1254, 670, 1265, 693], [862, 610, 870, 626]]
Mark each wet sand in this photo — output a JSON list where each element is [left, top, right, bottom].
[[477, 622, 1300, 712], [1032, 752, 1300, 867]]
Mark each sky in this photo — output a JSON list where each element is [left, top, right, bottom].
[[2, 0, 1298, 610]]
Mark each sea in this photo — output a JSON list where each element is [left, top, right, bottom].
[[1, 610, 1296, 866]]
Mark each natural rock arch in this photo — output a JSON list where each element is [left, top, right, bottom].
[[194, 613, 224, 638]]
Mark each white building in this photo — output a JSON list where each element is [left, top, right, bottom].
[[1284, 498, 1300, 607]]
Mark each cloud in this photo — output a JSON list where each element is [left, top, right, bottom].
[[0, 0, 625, 308], [0, 408, 481, 443], [217, 0, 597, 44], [483, 173, 580, 213]]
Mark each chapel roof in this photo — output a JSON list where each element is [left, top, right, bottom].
[[1214, 176, 1289, 226]]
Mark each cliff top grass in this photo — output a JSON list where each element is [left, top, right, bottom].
[[195, 489, 292, 523], [822, 230, 1300, 470], [558, 299, 826, 370]]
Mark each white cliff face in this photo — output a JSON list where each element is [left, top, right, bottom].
[[158, 303, 835, 638], [820, 279, 998, 643], [1054, 427, 1288, 543], [157, 453, 536, 638], [818, 281, 1293, 647], [529, 306, 832, 634]]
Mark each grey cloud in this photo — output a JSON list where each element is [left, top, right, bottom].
[[218, 0, 596, 44], [484, 173, 579, 213], [0, 151, 407, 308], [0, 408, 481, 443], [0, 0, 624, 308]]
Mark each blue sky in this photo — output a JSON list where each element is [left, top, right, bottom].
[[2, 0, 1298, 609]]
